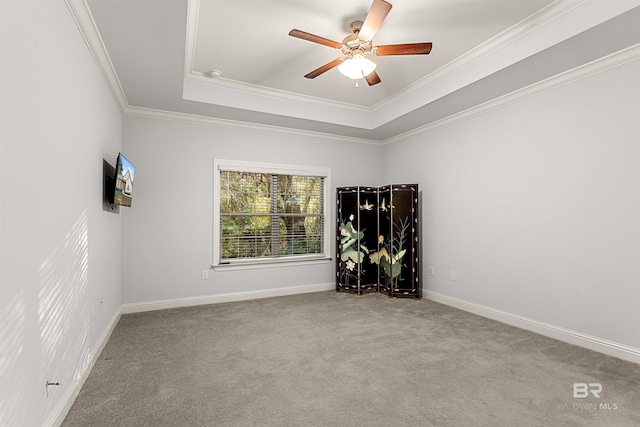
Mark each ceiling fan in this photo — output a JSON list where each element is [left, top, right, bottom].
[[289, 0, 432, 86]]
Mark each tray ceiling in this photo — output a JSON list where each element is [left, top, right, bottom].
[[81, 0, 640, 142]]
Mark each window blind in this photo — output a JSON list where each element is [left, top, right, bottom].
[[219, 170, 324, 261]]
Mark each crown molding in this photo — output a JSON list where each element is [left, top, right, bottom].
[[382, 43, 640, 146], [182, 77, 375, 130], [123, 105, 382, 146], [184, 1, 369, 115], [371, 0, 586, 114], [67, 0, 639, 146], [185, 72, 371, 115], [183, 0, 373, 129], [65, 0, 128, 112], [65, 0, 376, 140], [183, 0, 637, 131], [370, 0, 640, 127], [182, 0, 605, 130], [128, 43, 640, 147]]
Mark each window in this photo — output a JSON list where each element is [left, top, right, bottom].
[[213, 159, 331, 269]]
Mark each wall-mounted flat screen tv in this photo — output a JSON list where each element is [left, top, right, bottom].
[[106, 153, 135, 208]]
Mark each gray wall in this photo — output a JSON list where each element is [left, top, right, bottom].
[[382, 59, 640, 349], [121, 116, 382, 304]]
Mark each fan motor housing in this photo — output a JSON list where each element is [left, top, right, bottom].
[[342, 20, 372, 54]]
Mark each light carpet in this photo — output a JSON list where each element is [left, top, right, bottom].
[[62, 291, 640, 426]]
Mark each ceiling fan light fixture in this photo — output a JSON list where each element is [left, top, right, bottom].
[[338, 53, 377, 79], [289, 0, 431, 86]]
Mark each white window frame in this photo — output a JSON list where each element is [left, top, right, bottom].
[[213, 159, 331, 271]]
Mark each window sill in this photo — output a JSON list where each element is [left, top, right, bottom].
[[212, 256, 332, 272]]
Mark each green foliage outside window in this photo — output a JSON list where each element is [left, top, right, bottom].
[[220, 171, 323, 260]]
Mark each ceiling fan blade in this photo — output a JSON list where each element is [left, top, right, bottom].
[[289, 29, 342, 49], [364, 70, 381, 86], [304, 58, 344, 79], [375, 43, 433, 56], [358, 0, 392, 42]]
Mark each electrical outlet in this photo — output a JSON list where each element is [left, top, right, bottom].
[[45, 381, 60, 397], [201, 270, 209, 280], [428, 266, 435, 276], [450, 271, 456, 281]]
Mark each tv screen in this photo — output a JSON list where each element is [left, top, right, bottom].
[[113, 153, 135, 207]]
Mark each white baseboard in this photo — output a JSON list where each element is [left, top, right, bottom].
[[425, 291, 640, 365], [47, 307, 122, 427], [121, 282, 335, 314], [47, 285, 636, 427], [46, 283, 333, 426]]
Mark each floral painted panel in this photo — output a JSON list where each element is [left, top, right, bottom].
[[379, 185, 419, 298], [336, 185, 420, 299], [358, 187, 379, 290], [336, 187, 376, 295]]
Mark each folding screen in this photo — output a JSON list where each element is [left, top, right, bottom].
[[336, 184, 420, 299]]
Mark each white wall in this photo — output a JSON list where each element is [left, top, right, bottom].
[[1, 1, 123, 426], [121, 116, 382, 304], [382, 59, 640, 350]]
